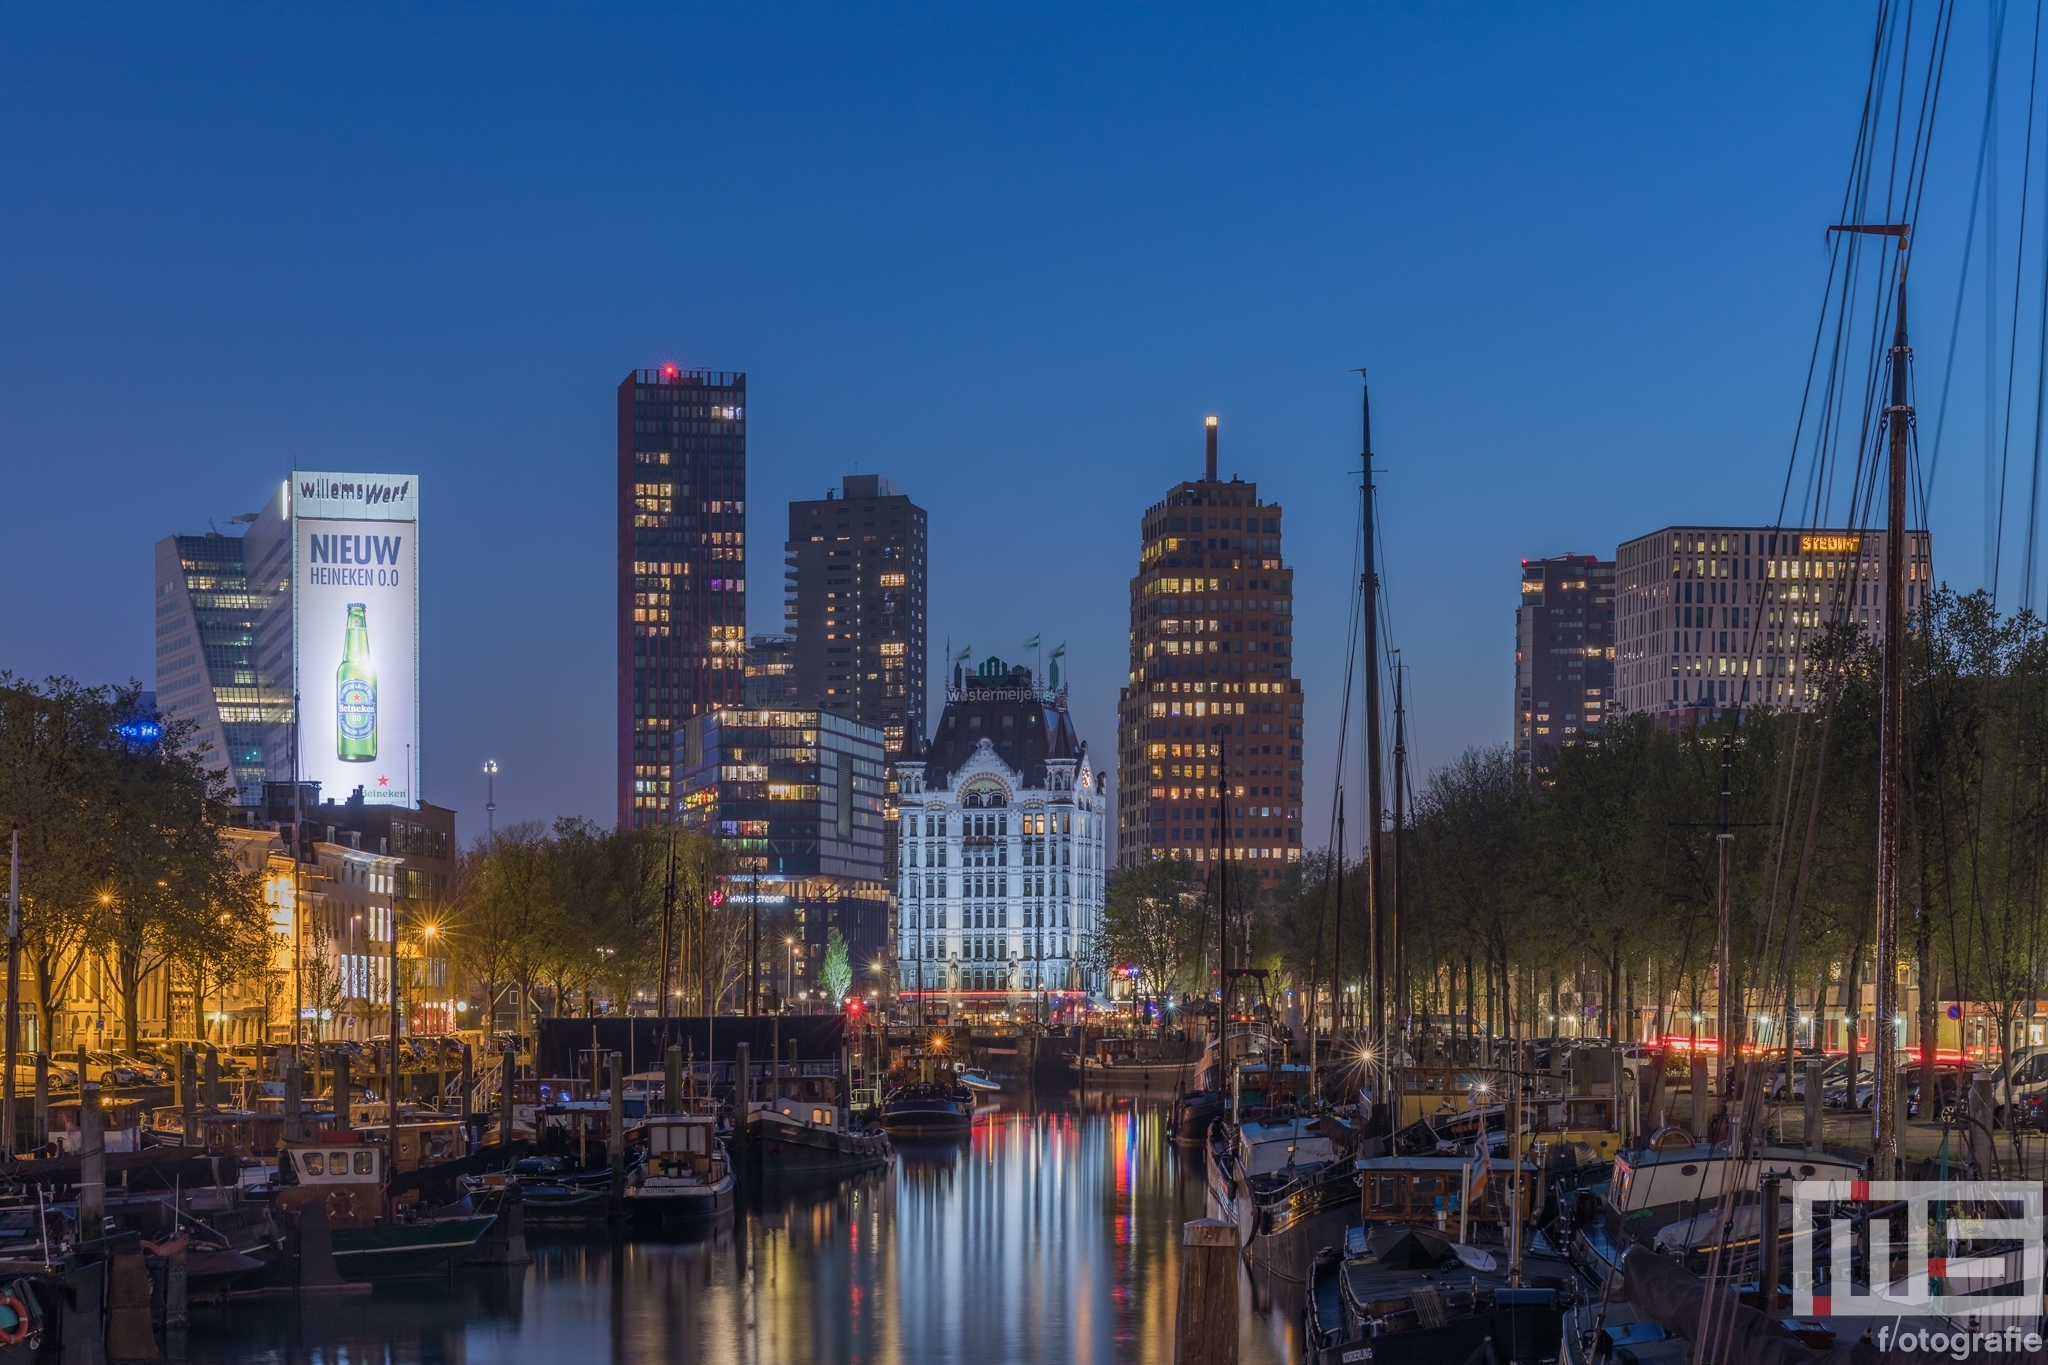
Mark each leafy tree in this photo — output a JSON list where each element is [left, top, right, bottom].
[[1102, 858, 1203, 1032], [820, 928, 852, 1006]]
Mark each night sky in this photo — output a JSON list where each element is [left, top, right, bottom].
[[0, 7, 2002, 853]]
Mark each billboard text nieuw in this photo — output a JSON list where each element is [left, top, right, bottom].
[[293, 473, 419, 808]]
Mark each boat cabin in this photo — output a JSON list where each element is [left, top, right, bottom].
[[387, 1119, 462, 1173], [638, 1114, 721, 1178], [1609, 1131, 1859, 1216], [50, 1098, 147, 1154], [274, 1134, 384, 1226], [1395, 1069, 1498, 1125], [1429, 1094, 1624, 1161], [1234, 1118, 1341, 1178], [1356, 1154, 1536, 1224]]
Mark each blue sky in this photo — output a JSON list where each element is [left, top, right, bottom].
[[0, 6, 2003, 850]]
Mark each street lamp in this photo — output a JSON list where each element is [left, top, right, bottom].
[[483, 761, 499, 839], [785, 937, 797, 1011]]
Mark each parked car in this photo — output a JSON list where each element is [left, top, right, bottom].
[[8, 1061, 78, 1091], [81, 1052, 154, 1087]]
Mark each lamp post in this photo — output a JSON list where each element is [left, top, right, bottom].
[[483, 762, 499, 840], [785, 937, 796, 1012]]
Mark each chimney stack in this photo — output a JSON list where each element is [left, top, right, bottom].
[[1205, 416, 1218, 482]]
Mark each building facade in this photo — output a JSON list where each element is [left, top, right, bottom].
[[1614, 526, 1934, 719], [744, 635, 798, 706], [679, 709, 890, 1001], [784, 475, 928, 761], [618, 367, 749, 829], [1115, 419, 1303, 877], [154, 486, 294, 803], [1513, 554, 1615, 779], [262, 783, 459, 1037], [896, 658, 1105, 1017]]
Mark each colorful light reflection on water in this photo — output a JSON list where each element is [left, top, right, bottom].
[[184, 1092, 1297, 1365]]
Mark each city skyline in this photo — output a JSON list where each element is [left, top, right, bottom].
[[6, 7, 2007, 858]]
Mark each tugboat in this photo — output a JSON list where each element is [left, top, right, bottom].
[[623, 1113, 734, 1223], [273, 1135, 496, 1279]]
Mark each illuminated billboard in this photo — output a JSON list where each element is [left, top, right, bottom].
[[293, 473, 419, 808]]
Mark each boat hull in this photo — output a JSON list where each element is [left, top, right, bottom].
[[747, 1115, 892, 1175], [623, 1178, 735, 1223], [329, 1216, 497, 1280], [883, 1098, 972, 1136]]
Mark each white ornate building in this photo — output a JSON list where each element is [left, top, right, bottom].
[[895, 658, 1105, 1008]]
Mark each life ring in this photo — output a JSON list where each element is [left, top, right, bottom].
[[0, 1289, 32, 1346], [324, 1189, 361, 1227]]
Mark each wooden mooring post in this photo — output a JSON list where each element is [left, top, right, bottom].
[[1173, 1218, 1237, 1365]]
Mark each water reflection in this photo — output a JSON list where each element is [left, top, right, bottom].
[[185, 1092, 1294, 1364]]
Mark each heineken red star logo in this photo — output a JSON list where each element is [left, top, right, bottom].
[[376, 775, 390, 787]]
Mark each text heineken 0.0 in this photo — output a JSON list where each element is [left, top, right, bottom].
[[336, 602, 378, 762]]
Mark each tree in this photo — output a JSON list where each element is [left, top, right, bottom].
[[1102, 858, 1202, 1032], [820, 929, 852, 1006]]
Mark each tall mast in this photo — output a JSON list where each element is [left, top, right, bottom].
[[1715, 732, 1733, 1107], [1391, 657, 1407, 1052], [1875, 239, 1913, 1176], [1358, 379, 1388, 1048], [1334, 791, 1345, 1036], [1830, 221, 1912, 1175]]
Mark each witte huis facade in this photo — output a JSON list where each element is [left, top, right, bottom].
[[895, 658, 1106, 1006]]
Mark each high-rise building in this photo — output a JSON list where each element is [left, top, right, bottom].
[[1115, 419, 1303, 879], [679, 708, 890, 998], [1513, 554, 1615, 779], [155, 492, 294, 803], [617, 367, 749, 829], [1614, 526, 1934, 719], [784, 475, 928, 760], [744, 635, 798, 706], [896, 656, 1105, 1016]]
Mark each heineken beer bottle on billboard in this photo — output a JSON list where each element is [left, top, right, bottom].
[[336, 602, 378, 762]]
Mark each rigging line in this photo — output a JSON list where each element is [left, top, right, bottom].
[[1324, 457, 1366, 860], [1780, 5, 1904, 527], [2025, 167, 2048, 614], [1995, 0, 2047, 606], [1925, 0, 2009, 501]]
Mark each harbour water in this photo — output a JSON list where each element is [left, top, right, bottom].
[[184, 1093, 1298, 1364]]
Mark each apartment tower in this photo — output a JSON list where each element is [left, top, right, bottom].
[[1513, 554, 1615, 780], [784, 475, 928, 760], [617, 366, 748, 828]]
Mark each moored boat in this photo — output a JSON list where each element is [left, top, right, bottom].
[[882, 1081, 973, 1136], [623, 1113, 734, 1222], [1206, 1115, 1360, 1283], [1305, 1224, 1578, 1365], [746, 1096, 891, 1175], [273, 1135, 495, 1279]]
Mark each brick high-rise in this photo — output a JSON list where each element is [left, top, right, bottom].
[[617, 366, 748, 829], [1115, 418, 1303, 882]]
